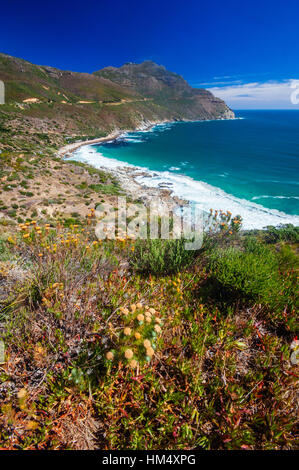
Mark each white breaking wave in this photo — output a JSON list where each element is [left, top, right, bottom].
[[123, 138, 144, 143], [66, 144, 299, 230], [252, 195, 299, 200], [67, 144, 136, 170]]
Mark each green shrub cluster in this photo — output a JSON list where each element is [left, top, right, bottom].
[[132, 238, 196, 275], [264, 224, 299, 243], [208, 244, 280, 303]]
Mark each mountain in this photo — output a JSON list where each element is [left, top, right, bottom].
[[0, 53, 234, 152], [95, 60, 234, 120]]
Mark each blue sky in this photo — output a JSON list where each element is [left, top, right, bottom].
[[1, 0, 299, 109]]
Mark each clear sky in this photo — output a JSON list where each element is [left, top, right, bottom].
[[1, 0, 299, 109]]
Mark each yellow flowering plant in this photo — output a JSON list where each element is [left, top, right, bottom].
[[105, 303, 163, 369]]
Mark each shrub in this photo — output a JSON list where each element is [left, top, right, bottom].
[[277, 243, 299, 271], [208, 245, 280, 303], [131, 238, 196, 275], [264, 224, 299, 243], [61, 217, 82, 227], [0, 237, 11, 261]]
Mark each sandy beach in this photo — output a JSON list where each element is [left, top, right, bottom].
[[56, 131, 123, 159]]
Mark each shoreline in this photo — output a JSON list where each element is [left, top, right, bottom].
[[56, 119, 173, 159], [56, 114, 241, 159], [58, 119, 191, 218], [59, 119, 191, 218], [58, 119, 299, 230]]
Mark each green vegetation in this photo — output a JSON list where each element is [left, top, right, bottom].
[[264, 224, 299, 243], [132, 237, 196, 275], [0, 216, 297, 450], [0, 53, 297, 451], [0, 52, 233, 156], [208, 242, 280, 303]]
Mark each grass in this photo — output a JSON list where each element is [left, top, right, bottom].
[[0, 216, 297, 450]]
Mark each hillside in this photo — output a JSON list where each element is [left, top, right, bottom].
[[95, 60, 234, 120], [0, 54, 298, 452], [0, 53, 234, 154]]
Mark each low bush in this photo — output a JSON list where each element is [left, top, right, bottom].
[[264, 224, 299, 243], [208, 244, 280, 303], [131, 238, 197, 275]]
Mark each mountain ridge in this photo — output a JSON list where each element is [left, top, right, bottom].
[[94, 60, 234, 120], [0, 53, 234, 153]]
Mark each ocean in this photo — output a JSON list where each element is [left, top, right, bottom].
[[68, 110, 299, 230]]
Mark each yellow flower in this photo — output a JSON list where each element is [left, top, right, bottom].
[[23, 233, 30, 239], [146, 347, 154, 358], [129, 359, 138, 369], [149, 308, 156, 314], [155, 317, 162, 324], [143, 339, 151, 348], [137, 314, 144, 322], [134, 332, 141, 340], [26, 421, 38, 430], [17, 388, 27, 399], [154, 324, 162, 334], [130, 304, 136, 312], [145, 316, 151, 323], [124, 327, 132, 336], [120, 307, 129, 316], [124, 349, 134, 359], [136, 302, 143, 309], [106, 351, 114, 360]]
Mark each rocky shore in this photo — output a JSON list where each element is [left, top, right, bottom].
[[58, 119, 190, 218]]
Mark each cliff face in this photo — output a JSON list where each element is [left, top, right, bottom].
[[94, 60, 234, 120], [0, 54, 234, 149]]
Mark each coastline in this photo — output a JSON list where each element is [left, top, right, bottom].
[[59, 118, 299, 230], [57, 114, 239, 159], [57, 115, 239, 216], [57, 119, 173, 159], [58, 119, 191, 218]]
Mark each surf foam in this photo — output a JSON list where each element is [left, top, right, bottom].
[[66, 144, 299, 230]]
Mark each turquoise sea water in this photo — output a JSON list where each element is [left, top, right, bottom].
[[70, 110, 299, 229]]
